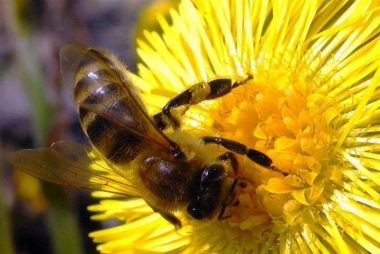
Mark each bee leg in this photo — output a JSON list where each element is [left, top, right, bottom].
[[217, 152, 248, 187], [217, 177, 245, 220], [154, 209, 182, 229], [153, 112, 168, 130], [202, 136, 288, 175], [162, 212, 182, 229], [153, 75, 253, 130], [217, 152, 238, 174], [218, 205, 231, 220]]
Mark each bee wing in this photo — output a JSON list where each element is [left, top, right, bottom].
[[60, 45, 88, 91], [80, 102, 175, 149], [60, 45, 175, 150], [9, 141, 140, 197]]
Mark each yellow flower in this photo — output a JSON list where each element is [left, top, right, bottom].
[[89, 0, 380, 253]]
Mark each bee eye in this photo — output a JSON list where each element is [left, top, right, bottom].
[[187, 203, 207, 219], [201, 164, 225, 182], [187, 165, 225, 220]]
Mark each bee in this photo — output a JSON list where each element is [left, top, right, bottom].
[[10, 45, 284, 227]]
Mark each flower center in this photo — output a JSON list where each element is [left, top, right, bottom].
[[184, 60, 342, 243]]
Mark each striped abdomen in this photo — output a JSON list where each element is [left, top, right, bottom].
[[73, 48, 146, 164]]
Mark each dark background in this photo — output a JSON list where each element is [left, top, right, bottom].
[[0, 0, 178, 253]]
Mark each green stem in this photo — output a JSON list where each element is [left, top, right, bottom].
[[43, 185, 84, 254], [2, 1, 51, 146]]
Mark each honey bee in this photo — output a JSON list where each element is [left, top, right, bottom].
[[10, 45, 284, 227]]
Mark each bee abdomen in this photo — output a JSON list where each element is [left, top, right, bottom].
[[79, 106, 144, 164], [74, 56, 145, 163], [86, 115, 142, 163]]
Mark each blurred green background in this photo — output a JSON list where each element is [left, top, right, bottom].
[[0, 0, 178, 253]]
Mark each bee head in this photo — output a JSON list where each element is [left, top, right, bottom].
[[187, 163, 229, 220]]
